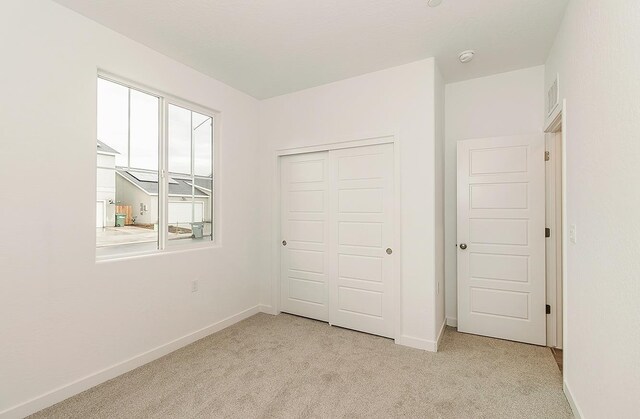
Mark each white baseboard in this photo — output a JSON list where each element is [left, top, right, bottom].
[[258, 304, 277, 315], [0, 305, 261, 419], [435, 319, 447, 351], [563, 380, 583, 419], [396, 334, 438, 352], [396, 318, 447, 352], [446, 317, 457, 327]]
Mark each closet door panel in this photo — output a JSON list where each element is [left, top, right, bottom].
[[280, 152, 330, 321], [329, 143, 395, 338]]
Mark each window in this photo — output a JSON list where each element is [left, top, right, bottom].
[[96, 76, 216, 257]]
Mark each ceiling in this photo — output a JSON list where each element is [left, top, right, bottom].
[[53, 0, 568, 99]]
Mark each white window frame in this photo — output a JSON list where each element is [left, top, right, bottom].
[[96, 72, 220, 261]]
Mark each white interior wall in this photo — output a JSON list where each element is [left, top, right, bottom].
[[443, 66, 545, 323], [0, 0, 261, 416], [545, 1, 640, 416], [257, 58, 442, 350]]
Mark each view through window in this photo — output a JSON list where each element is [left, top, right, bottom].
[[168, 104, 214, 241], [96, 77, 214, 254]]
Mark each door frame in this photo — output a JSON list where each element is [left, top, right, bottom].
[[544, 100, 567, 350], [270, 135, 402, 341], [544, 130, 562, 348]]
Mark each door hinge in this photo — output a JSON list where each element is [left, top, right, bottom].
[[545, 227, 551, 238], [545, 151, 550, 161], [546, 304, 551, 314]]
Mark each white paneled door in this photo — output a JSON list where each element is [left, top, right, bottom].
[[280, 143, 395, 338], [280, 152, 330, 321], [329, 143, 394, 338], [457, 135, 546, 345]]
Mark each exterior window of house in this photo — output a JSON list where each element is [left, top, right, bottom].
[[96, 75, 216, 258]]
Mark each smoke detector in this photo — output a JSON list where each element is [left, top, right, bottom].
[[428, 0, 443, 6], [458, 50, 475, 63]]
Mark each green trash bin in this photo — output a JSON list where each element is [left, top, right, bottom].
[[115, 214, 126, 227], [190, 222, 204, 239]]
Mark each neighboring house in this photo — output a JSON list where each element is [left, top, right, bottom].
[[116, 169, 212, 228], [98, 140, 212, 230], [96, 140, 118, 228]]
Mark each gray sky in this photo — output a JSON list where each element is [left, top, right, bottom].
[[97, 78, 212, 176]]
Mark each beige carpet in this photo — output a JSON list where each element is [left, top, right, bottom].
[[30, 313, 572, 418]]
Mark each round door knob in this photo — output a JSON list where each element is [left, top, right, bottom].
[[282, 240, 287, 246], [386, 248, 393, 255], [459, 243, 467, 250]]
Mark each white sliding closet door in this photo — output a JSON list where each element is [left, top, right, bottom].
[[280, 152, 330, 321], [329, 143, 395, 338], [279, 143, 395, 338]]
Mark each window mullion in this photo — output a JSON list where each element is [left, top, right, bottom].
[[127, 88, 131, 169], [191, 112, 196, 224], [158, 97, 168, 251]]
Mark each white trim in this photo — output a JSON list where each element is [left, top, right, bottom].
[[211, 110, 222, 247], [159, 94, 168, 250], [272, 134, 402, 342], [127, 86, 131, 167], [392, 138, 403, 344], [435, 319, 447, 351], [545, 100, 568, 352], [560, 101, 568, 358], [276, 134, 395, 156], [270, 152, 282, 315], [563, 380, 583, 419], [0, 305, 260, 419], [395, 334, 438, 352], [96, 240, 221, 262], [544, 131, 563, 348], [446, 317, 458, 327], [258, 304, 277, 315], [96, 241, 159, 260]]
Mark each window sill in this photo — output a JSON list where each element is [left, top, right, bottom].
[[96, 240, 220, 263]]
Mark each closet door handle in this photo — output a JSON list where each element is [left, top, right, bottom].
[[282, 240, 287, 246], [386, 248, 393, 255]]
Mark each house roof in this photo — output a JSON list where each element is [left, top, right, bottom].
[[97, 140, 120, 155], [117, 169, 211, 197], [189, 177, 213, 192]]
